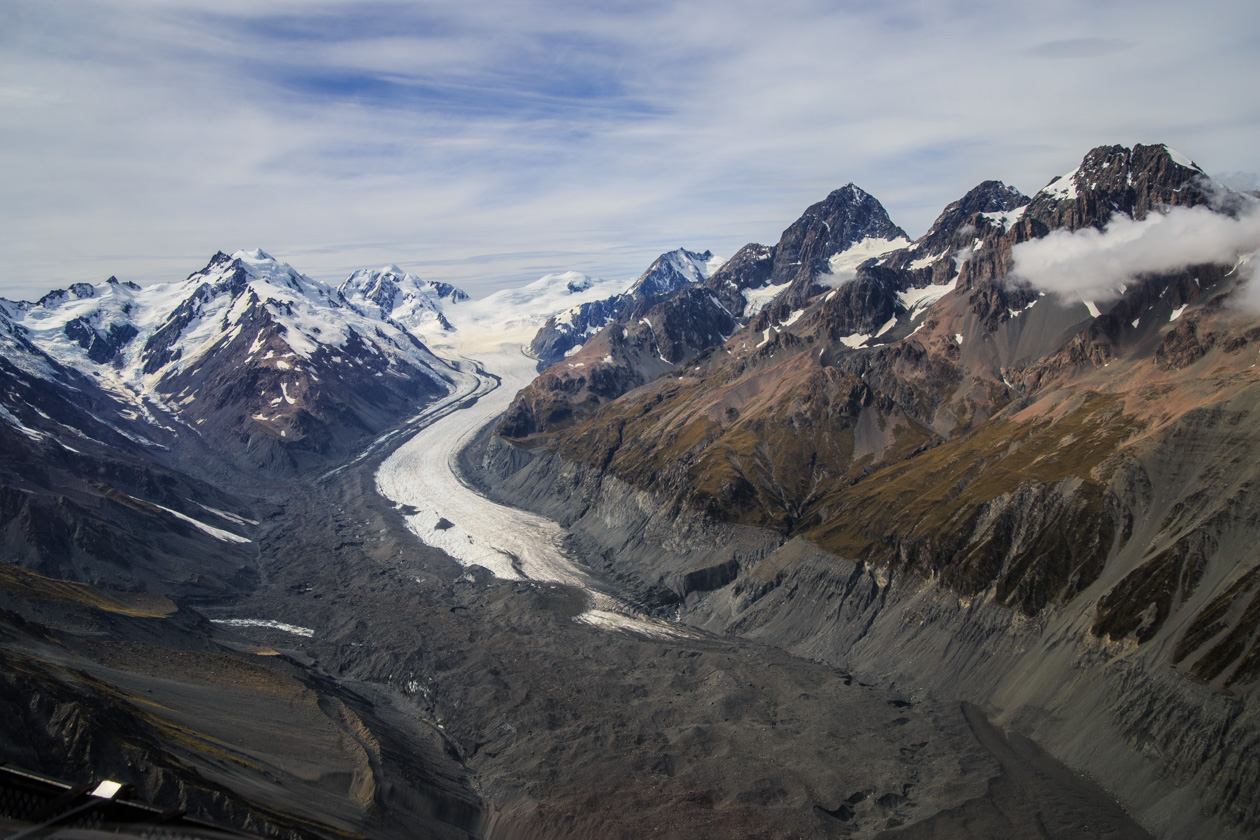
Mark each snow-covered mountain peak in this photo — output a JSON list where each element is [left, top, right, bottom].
[[564, 274, 593, 293], [239, 248, 275, 263], [626, 248, 724, 299], [217, 249, 314, 298], [337, 265, 468, 334]]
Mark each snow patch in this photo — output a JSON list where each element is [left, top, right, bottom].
[[211, 618, 313, 637], [742, 282, 790, 318], [197, 503, 259, 527], [1164, 146, 1200, 171], [0, 404, 46, 442], [821, 237, 911, 288], [151, 502, 251, 544], [981, 205, 1027, 230], [897, 278, 958, 318], [575, 603, 686, 640], [1041, 166, 1081, 201]]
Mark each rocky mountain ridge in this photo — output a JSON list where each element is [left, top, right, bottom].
[[501, 180, 988, 439], [527, 247, 723, 366], [2, 249, 463, 473], [477, 142, 1260, 839]]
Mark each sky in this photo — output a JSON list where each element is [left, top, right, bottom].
[[2, 0, 1258, 301]]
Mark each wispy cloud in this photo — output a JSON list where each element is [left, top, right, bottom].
[[1, 0, 1258, 299], [1028, 38, 1133, 59], [1010, 203, 1260, 301]]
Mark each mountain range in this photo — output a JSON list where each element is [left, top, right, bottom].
[[483, 143, 1260, 838], [1, 142, 1258, 839]]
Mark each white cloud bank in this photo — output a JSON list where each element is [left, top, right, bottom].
[[1010, 204, 1260, 302]]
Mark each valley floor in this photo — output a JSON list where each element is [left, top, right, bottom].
[[193, 344, 1155, 839], [0, 341, 1158, 839]]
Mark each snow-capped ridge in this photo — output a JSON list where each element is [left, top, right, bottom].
[[1162, 145, 1202, 173], [625, 248, 724, 299], [526, 248, 724, 366], [4, 249, 464, 458]]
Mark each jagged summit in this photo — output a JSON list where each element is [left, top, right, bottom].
[[913, 180, 1030, 258], [1023, 142, 1215, 233], [771, 184, 908, 305], [527, 246, 725, 366], [509, 142, 1255, 440], [627, 248, 722, 299]]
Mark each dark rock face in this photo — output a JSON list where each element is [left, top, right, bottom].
[[1021, 143, 1212, 234], [908, 179, 1029, 260], [528, 295, 623, 367], [770, 183, 908, 306], [528, 248, 717, 367], [510, 249, 737, 437], [63, 316, 139, 364], [704, 242, 776, 317]]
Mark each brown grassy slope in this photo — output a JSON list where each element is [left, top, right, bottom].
[[512, 260, 1260, 688]]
